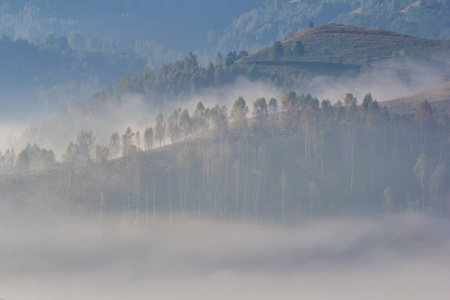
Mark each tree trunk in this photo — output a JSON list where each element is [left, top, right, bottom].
[[350, 139, 354, 198], [281, 170, 286, 227], [153, 169, 156, 224]]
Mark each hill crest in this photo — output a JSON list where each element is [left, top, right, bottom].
[[238, 23, 450, 77], [283, 23, 412, 44]]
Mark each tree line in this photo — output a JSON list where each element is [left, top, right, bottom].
[[2, 91, 449, 223], [89, 50, 278, 111], [0, 144, 55, 173]]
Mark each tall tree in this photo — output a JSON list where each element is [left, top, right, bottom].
[[75, 131, 95, 166], [344, 93, 357, 108], [155, 113, 166, 147], [179, 109, 192, 144], [344, 93, 358, 118], [414, 153, 428, 211], [253, 97, 268, 127], [193, 101, 207, 136], [281, 90, 300, 132], [342, 120, 357, 198], [268, 97, 278, 125], [291, 41, 305, 57], [135, 131, 142, 151], [94, 145, 109, 220], [415, 101, 433, 152], [429, 164, 445, 215], [109, 132, 121, 159], [281, 168, 287, 227], [122, 127, 134, 156], [225, 51, 238, 66], [167, 109, 182, 144], [362, 93, 373, 111], [144, 127, 154, 151], [270, 41, 284, 60], [230, 96, 249, 131], [215, 51, 224, 67]]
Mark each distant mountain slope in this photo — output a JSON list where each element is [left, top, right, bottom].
[[82, 24, 450, 112], [333, 0, 450, 40], [0, 0, 260, 52], [0, 33, 146, 114], [237, 23, 450, 77], [382, 81, 450, 116], [2, 1, 448, 60], [217, 0, 450, 54]]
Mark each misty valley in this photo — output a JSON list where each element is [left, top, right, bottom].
[[1, 1, 450, 299], [2, 88, 450, 299]]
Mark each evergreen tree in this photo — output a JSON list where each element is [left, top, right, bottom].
[[291, 41, 305, 57], [270, 41, 284, 60]]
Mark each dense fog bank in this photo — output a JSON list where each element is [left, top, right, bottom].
[[1, 215, 449, 300]]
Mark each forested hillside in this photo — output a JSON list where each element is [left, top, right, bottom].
[[0, 33, 145, 88], [1, 1, 448, 64], [1, 2, 450, 300], [2, 91, 448, 222], [1, 1, 448, 116], [0, 33, 147, 113], [84, 24, 450, 112], [1, 2, 448, 221], [0, 0, 260, 52]]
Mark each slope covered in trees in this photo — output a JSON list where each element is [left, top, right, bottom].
[[0, 0, 260, 52], [2, 1, 447, 71], [0, 32, 147, 113], [0, 33, 146, 87], [85, 24, 450, 111], [2, 91, 449, 222]]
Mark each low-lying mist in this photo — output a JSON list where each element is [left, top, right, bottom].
[[1, 214, 449, 300], [302, 61, 448, 103]]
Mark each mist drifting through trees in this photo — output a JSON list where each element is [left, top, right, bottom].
[[0, 2, 450, 299], [1, 53, 450, 300], [2, 89, 449, 221]]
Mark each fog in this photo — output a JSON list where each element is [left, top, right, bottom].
[[302, 61, 449, 103], [1, 214, 449, 300], [0, 122, 25, 150], [180, 76, 283, 115], [1, 59, 447, 158], [5, 78, 282, 158]]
